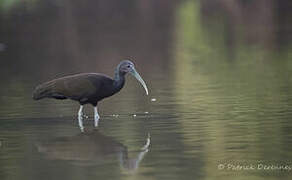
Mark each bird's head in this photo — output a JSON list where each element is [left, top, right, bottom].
[[119, 60, 135, 74], [117, 60, 149, 95]]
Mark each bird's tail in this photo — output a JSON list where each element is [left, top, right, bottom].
[[32, 81, 55, 100]]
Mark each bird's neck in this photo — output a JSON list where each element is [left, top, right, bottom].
[[113, 69, 125, 89]]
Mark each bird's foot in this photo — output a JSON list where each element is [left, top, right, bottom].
[[79, 126, 85, 133], [94, 115, 100, 127]]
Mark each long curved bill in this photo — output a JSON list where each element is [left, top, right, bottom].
[[130, 68, 149, 95]]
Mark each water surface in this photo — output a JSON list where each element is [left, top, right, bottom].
[[0, 0, 292, 180]]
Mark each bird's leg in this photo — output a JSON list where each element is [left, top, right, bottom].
[[78, 105, 84, 132], [94, 106, 100, 127], [141, 133, 151, 151]]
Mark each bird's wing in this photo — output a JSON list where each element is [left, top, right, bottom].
[[54, 73, 101, 100]]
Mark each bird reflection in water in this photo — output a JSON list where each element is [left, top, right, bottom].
[[36, 130, 150, 172]]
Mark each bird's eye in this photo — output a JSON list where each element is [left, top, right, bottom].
[[127, 65, 131, 68]]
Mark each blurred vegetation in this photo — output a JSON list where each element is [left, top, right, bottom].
[[174, 1, 292, 179], [0, 0, 38, 11], [0, 0, 18, 10]]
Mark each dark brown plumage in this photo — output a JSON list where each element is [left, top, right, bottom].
[[33, 73, 123, 106], [32, 60, 148, 130]]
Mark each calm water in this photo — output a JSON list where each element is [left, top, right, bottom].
[[1, 0, 292, 180]]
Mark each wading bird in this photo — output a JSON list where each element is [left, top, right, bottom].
[[33, 60, 148, 131]]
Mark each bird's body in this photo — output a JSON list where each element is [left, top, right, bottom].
[[32, 60, 148, 131], [33, 73, 125, 106]]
